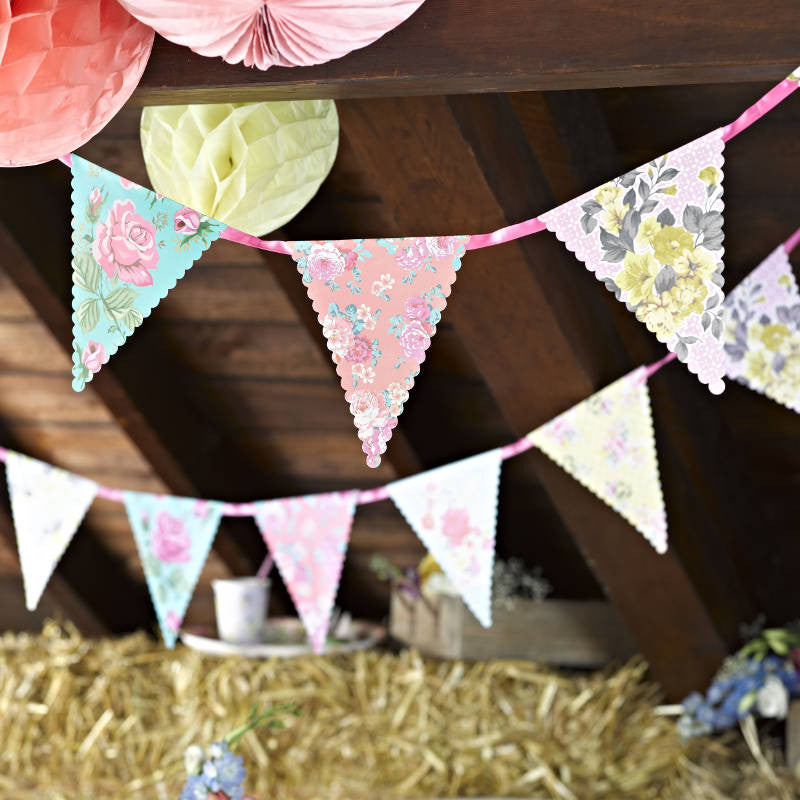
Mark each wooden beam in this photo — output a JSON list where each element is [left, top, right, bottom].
[[132, 0, 798, 104], [337, 95, 728, 699], [0, 216, 260, 578]]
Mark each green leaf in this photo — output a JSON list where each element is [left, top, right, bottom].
[[75, 298, 100, 333], [738, 690, 757, 714], [105, 286, 138, 315], [122, 308, 144, 332], [73, 255, 102, 293]]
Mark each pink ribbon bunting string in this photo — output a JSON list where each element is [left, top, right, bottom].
[[784, 226, 800, 255], [721, 71, 799, 142]]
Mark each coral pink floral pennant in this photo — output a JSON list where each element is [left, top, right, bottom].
[[387, 449, 503, 627], [722, 245, 800, 412], [527, 367, 668, 553], [289, 237, 469, 468], [123, 492, 225, 648], [540, 131, 728, 394], [4, 451, 98, 611], [70, 154, 226, 391], [253, 491, 359, 654]]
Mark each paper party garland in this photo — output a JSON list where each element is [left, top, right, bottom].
[[70, 154, 225, 390], [289, 237, 469, 467], [387, 448, 503, 627], [527, 367, 668, 553], [123, 492, 225, 647], [253, 491, 359, 653], [540, 130, 728, 395], [722, 245, 800, 413], [4, 450, 98, 611]]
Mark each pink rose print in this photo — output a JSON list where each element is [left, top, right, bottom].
[[321, 314, 354, 361], [349, 390, 388, 434], [346, 336, 372, 364], [165, 610, 182, 633], [404, 296, 429, 322], [399, 320, 431, 361], [441, 508, 474, 547], [88, 188, 103, 216], [193, 499, 209, 518], [421, 513, 434, 529], [119, 176, 142, 190], [92, 199, 159, 287], [307, 242, 346, 283], [174, 206, 201, 235], [397, 238, 427, 271], [342, 249, 359, 270], [425, 236, 459, 258], [81, 341, 106, 373], [151, 511, 191, 564]]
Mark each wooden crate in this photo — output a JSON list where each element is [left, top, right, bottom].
[[390, 588, 637, 667]]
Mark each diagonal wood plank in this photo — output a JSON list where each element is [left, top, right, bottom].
[[337, 95, 728, 698], [132, 0, 799, 104]]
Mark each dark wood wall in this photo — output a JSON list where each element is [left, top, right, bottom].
[[0, 76, 797, 696]]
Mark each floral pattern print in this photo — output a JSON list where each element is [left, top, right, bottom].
[[527, 368, 668, 553], [123, 491, 225, 648], [5, 451, 98, 612], [253, 492, 359, 653], [71, 155, 225, 391], [387, 449, 503, 627], [540, 130, 728, 394], [291, 236, 469, 467], [723, 246, 800, 413]]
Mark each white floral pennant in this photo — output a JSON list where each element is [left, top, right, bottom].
[[528, 367, 668, 553], [387, 448, 503, 627], [253, 491, 359, 654], [723, 246, 800, 412], [123, 492, 225, 647], [70, 155, 226, 391], [289, 237, 469, 468], [4, 451, 98, 611], [540, 131, 728, 394]]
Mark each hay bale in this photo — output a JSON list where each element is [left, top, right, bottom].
[[0, 622, 798, 800]]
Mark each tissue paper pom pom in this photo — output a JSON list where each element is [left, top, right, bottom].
[[0, 0, 154, 167], [116, 0, 425, 70], [141, 100, 339, 237]]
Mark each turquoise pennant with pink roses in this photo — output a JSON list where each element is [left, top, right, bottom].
[[70, 155, 226, 391], [290, 236, 469, 468]]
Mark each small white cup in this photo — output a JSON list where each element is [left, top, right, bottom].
[[212, 577, 270, 644]]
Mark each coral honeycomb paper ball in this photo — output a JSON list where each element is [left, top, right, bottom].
[[0, 0, 154, 167], [116, 0, 425, 71]]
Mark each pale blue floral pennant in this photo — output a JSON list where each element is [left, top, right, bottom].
[[123, 492, 225, 648], [70, 155, 226, 391]]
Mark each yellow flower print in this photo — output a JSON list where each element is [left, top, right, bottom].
[[662, 185, 678, 195], [770, 355, 800, 406], [698, 166, 720, 186], [759, 323, 791, 352], [778, 274, 793, 289], [744, 349, 773, 386], [615, 252, 660, 305], [634, 216, 662, 250], [653, 226, 694, 264], [599, 198, 629, 235], [594, 183, 624, 208], [669, 275, 708, 317], [635, 293, 683, 340], [673, 246, 717, 282]]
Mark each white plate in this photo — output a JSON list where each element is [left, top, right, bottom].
[[179, 617, 385, 658]]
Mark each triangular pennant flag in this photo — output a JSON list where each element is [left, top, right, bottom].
[[540, 130, 728, 395], [4, 451, 98, 611], [123, 492, 225, 647], [70, 154, 226, 391], [387, 448, 502, 627], [253, 491, 358, 653], [289, 237, 470, 467], [528, 367, 668, 553], [722, 245, 800, 413]]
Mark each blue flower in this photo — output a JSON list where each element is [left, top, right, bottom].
[[203, 741, 247, 799], [179, 775, 209, 800], [682, 692, 703, 714], [202, 760, 221, 792]]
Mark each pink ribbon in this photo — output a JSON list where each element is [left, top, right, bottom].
[[784, 226, 800, 255], [722, 72, 799, 142], [466, 217, 546, 250], [220, 226, 294, 255]]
